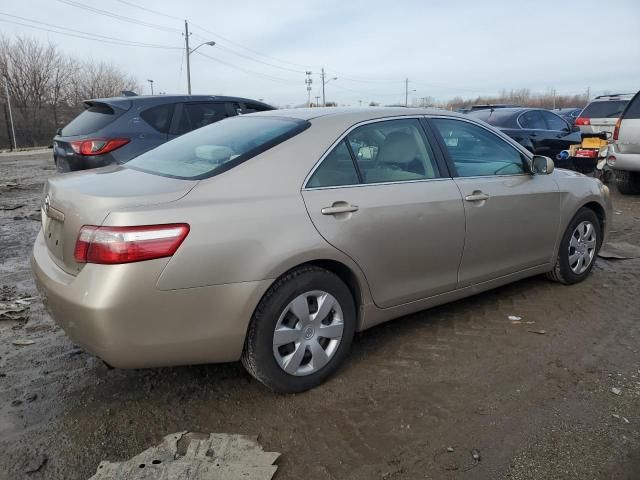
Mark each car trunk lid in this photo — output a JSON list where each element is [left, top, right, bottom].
[[41, 166, 197, 275]]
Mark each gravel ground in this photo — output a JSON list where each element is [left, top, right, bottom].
[[0, 151, 639, 480]]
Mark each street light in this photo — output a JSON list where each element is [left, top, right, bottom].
[[147, 79, 154, 95], [184, 20, 216, 94], [320, 67, 337, 106]]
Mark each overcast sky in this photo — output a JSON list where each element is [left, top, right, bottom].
[[2, 0, 639, 106]]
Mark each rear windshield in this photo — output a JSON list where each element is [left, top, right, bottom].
[[581, 100, 629, 119], [126, 116, 310, 180], [623, 92, 640, 120], [60, 103, 125, 136], [467, 109, 515, 126]]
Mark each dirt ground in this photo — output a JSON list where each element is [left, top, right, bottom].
[[1, 150, 639, 480]]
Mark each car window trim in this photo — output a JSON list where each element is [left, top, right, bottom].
[[425, 115, 533, 178], [302, 115, 447, 191], [168, 102, 185, 135], [539, 110, 571, 132]]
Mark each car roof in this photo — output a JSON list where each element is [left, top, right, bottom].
[[590, 93, 635, 102], [84, 94, 274, 109], [250, 106, 461, 122]]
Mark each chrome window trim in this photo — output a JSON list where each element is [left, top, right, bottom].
[[302, 115, 438, 191]]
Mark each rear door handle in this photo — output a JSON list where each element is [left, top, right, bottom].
[[464, 192, 489, 202], [321, 204, 359, 215]]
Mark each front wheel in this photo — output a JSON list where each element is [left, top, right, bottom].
[[615, 170, 640, 195], [546, 208, 601, 284], [242, 266, 356, 393]]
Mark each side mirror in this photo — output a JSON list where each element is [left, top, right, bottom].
[[532, 155, 554, 175]]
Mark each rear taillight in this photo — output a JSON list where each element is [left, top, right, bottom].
[[70, 138, 130, 156], [74, 224, 190, 264], [575, 117, 590, 126], [613, 118, 621, 141]]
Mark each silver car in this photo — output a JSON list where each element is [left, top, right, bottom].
[[576, 93, 633, 135], [31, 108, 612, 393], [607, 90, 640, 194]]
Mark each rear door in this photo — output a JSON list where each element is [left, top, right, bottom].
[[302, 117, 465, 308], [428, 117, 561, 286]]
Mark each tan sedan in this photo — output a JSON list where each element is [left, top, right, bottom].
[[32, 108, 612, 392]]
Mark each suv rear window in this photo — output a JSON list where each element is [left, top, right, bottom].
[[60, 103, 125, 136], [581, 100, 629, 119], [140, 104, 175, 133], [126, 116, 310, 180]]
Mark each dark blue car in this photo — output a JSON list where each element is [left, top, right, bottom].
[[53, 94, 274, 172]]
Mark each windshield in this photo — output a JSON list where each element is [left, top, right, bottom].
[[126, 116, 309, 180]]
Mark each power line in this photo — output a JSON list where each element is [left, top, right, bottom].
[[194, 51, 300, 86], [0, 15, 181, 49], [55, 0, 181, 33], [114, 0, 183, 21]]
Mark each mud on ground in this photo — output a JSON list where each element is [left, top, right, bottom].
[[1, 151, 639, 480]]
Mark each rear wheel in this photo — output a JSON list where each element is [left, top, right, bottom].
[[615, 170, 640, 195], [242, 266, 356, 393], [546, 208, 601, 284]]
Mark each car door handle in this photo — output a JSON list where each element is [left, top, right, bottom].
[[464, 192, 489, 202], [321, 204, 359, 215]]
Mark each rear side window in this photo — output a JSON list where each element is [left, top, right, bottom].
[[623, 93, 640, 120], [581, 100, 629, 118], [242, 103, 272, 113], [518, 111, 546, 129], [540, 111, 568, 131], [60, 103, 124, 136], [307, 140, 358, 188], [176, 103, 230, 134], [126, 116, 309, 180], [140, 104, 175, 133]]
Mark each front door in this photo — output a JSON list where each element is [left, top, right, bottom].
[[302, 118, 465, 308], [429, 117, 561, 287]]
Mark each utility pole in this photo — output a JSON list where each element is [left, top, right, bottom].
[[3, 75, 17, 151], [315, 95, 320, 107], [305, 71, 313, 107], [405, 78, 409, 106], [586, 86, 590, 102], [184, 20, 192, 95], [147, 79, 154, 95], [321, 68, 326, 107]]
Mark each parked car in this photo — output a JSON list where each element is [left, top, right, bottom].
[[467, 107, 581, 168], [575, 94, 633, 135], [32, 108, 611, 393], [554, 107, 583, 126], [53, 95, 274, 172], [607, 90, 640, 194], [456, 104, 521, 114]]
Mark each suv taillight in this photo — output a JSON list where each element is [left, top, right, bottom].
[[613, 118, 622, 141], [70, 138, 129, 156], [575, 117, 590, 126], [74, 224, 190, 264]]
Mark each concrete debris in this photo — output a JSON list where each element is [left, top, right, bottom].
[[12, 339, 35, 346], [508, 315, 522, 321], [598, 242, 640, 260], [90, 432, 280, 480], [447, 447, 454, 453], [471, 449, 481, 462], [611, 387, 622, 396]]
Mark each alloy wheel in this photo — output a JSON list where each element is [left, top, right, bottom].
[[568, 220, 597, 274]]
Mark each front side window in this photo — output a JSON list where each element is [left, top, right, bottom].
[[176, 102, 230, 134], [348, 119, 439, 184], [518, 110, 546, 130], [432, 118, 527, 177], [127, 116, 309, 179]]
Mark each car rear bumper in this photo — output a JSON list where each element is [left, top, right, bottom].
[[609, 145, 640, 172], [54, 152, 116, 172], [31, 229, 271, 368]]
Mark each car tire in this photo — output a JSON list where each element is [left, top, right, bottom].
[[615, 170, 640, 195], [546, 208, 601, 285], [241, 266, 356, 393]]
